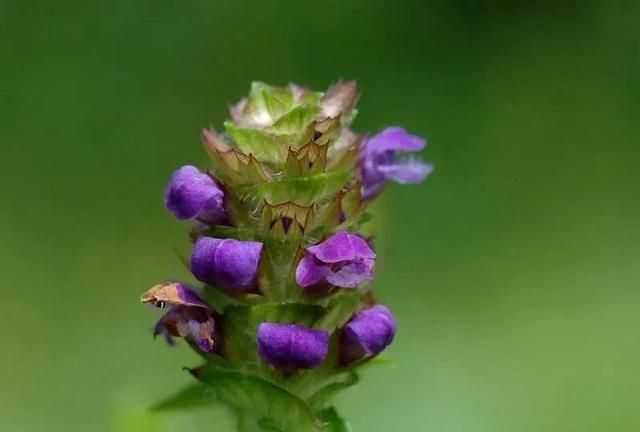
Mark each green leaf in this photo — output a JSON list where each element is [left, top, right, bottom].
[[317, 407, 351, 432], [307, 372, 359, 410], [313, 291, 360, 332], [150, 383, 218, 412], [194, 365, 322, 432]]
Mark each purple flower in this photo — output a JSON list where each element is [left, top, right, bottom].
[[190, 237, 263, 293], [361, 127, 433, 199], [141, 282, 217, 353], [340, 305, 396, 365], [257, 323, 329, 370], [164, 165, 226, 224], [295, 231, 375, 290]]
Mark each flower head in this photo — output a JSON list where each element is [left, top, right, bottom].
[[190, 237, 263, 293], [257, 323, 329, 370], [141, 81, 433, 425], [340, 305, 396, 365], [141, 282, 217, 353], [361, 127, 433, 199], [164, 165, 226, 224], [296, 231, 375, 290]]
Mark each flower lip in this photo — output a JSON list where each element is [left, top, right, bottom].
[[307, 231, 376, 263], [364, 127, 426, 156], [361, 127, 432, 199], [257, 323, 329, 370], [376, 159, 433, 184]]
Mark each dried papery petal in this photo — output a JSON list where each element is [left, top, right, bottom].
[[142, 283, 217, 353], [141, 282, 209, 309], [320, 81, 358, 120]]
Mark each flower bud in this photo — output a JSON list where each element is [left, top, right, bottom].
[[340, 305, 396, 365], [164, 165, 226, 224], [257, 323, 329, 370], [361, 127, 433, 199], [141, 282, 217, 353], [190, 237, 263, 293], [295, 231, 375, 290]]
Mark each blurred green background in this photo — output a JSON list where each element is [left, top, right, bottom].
[[2, 1, 639, 431]]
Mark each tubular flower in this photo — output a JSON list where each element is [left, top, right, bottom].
[[361, 127, 433, 199], [164, 165, 226, 224], [295, 231, 375, 290], [190, 237, 263, 293], [257, 323, 329, 370], [140, 81, 433, 431], [340, 305, 396, 365]]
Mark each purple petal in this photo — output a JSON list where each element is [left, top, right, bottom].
[[190, 237, 224, 285], [257, 323, 329, 370], [361, 179, 386, 201], [377, 160, 433, 184], [154, 306, 216, 353], [187, 319, 215, 353], [307, 231, 375, 264], [295, 255, 329, 289], [340, 305, 396, 365], [154, 308, 182, 340], [364, 127, 425, 156], [176, 284, 209, 308], [164, 165, 225, 223], [190, 237, 263, 292], [325, 259, 375, 288]]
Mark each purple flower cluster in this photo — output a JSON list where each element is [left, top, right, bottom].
[[257, 305, 396, 369]]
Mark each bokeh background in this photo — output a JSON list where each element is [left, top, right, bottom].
[[2, 1, 639, 431]]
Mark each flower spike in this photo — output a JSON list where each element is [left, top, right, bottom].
[[140, 81, 432, 430]]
